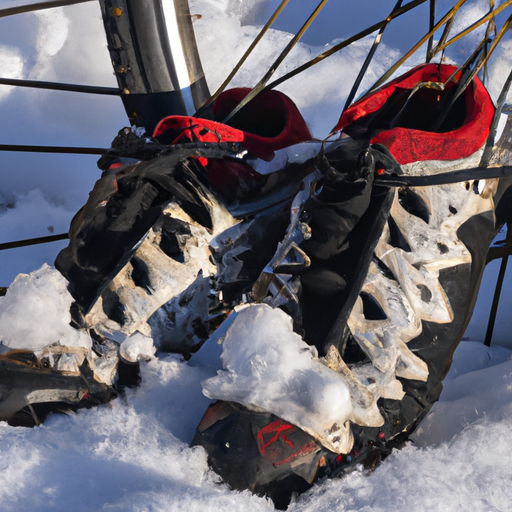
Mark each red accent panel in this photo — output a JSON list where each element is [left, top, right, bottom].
[[335, 64, 495, 164], [196, 401, 234, 434]]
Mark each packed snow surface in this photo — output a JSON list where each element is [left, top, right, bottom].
[[0, 0, 511, 511], [0, 339, 510, 511]]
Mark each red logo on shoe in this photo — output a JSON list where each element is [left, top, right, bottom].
[[257, 420, 295, 457], [257, 419, 318, 467]]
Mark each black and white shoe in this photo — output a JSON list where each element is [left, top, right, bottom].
[[52, 64, 512, 508], [191, 64, 512, 507]]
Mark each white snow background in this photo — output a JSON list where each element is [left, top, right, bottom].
[[0, 0, 511, 510]]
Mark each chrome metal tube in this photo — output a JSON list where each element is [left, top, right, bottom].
[[99, 0, 210, 132]]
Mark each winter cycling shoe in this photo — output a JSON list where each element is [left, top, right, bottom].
[[53, 64, 512, 507], [192, 65, 512, 507]]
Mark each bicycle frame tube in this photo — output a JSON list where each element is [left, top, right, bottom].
[[99, 0, 210, 132]]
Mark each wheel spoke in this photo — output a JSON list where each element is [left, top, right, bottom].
[[0, 0, 94, 18], [0, 144, 107, 155], [0, 77, 121, 95]]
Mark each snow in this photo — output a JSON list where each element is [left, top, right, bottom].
[[0, 335, 510, 511], [120, 332, 156, 363], [203, 304, 356, 453], [296, 342, 512, 512], [0, 190, 72, 284], [0, 0, 510, 511], [0, 264, 91, 350], [190, 0, 402, 137], [0, 353, 270, 512], [0, 43, 24, 102]]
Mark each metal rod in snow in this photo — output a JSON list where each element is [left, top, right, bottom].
[[0, 233, 68, 251], [484, 225, 512, 347], [426, 0, 436, 60], [0, 0, 93, 18], [431, 0, 512, 55], [222, 0, 330, 124], [480, 67, 512, 168], [0, 77, 121, 96], [195, 0, 291, 116], [265, 0, 427, 93], [342, 0, 403, 115], [369, 0, 468, 93], [433, 12, 512, 131], [0, 144, 107, 155]]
